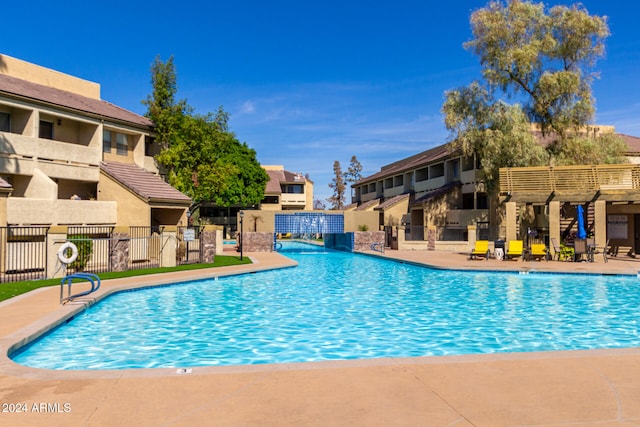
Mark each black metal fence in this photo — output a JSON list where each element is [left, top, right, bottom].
[[177, 226, 203, 265], [0, 225, 203, 283], [67, 226, 114, 274], [0, 226, 49, 283]]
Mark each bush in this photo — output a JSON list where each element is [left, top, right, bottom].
[[67, 235, 93, 271], [357, 224, 369, 231]]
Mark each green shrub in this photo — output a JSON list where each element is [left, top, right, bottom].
[[67, 235, 93, 271], [357, 224, 369, 231]]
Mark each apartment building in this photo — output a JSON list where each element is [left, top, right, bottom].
[[353, 129, 640, 254], [0, 54, 190, 228], [352, 144, 487, 242], [260, 165, 314, 211]]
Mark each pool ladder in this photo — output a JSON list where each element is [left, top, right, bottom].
[[370, 242, 385, 253], [60, 273, 101, 304]]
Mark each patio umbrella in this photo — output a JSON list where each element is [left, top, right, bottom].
[[577, 205, 587, 239]]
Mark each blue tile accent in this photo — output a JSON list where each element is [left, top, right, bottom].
[[275, 213, 344, 234]]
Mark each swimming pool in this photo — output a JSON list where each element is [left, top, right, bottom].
[[11, 241, 640, 370]]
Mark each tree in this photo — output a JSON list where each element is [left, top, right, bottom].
[[313, 199, 327, 210], [327, 160, 346, 210], [443, 0, 627, 186], [343, 155, 363, 201], [344, 155, 363, 186], [443, 82, 548, 192], [464, 0, 610, 139], [144, 56, 268, 209]]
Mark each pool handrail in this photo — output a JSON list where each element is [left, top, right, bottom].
[[371, 242, 385, 253], [60, 273, 101, 304]]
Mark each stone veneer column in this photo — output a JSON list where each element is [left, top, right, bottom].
[[200, 225, 217, 264], [427, 225, 436, 250], [109, 227, 129, 272]]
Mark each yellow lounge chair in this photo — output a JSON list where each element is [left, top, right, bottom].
[[505, 240, 523, 260], [469, 240, 490, 260], [529, 243, 548, 261]]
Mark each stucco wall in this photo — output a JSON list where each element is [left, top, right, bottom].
[[98, 171, 149, 226]]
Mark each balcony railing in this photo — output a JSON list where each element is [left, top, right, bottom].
[[499, 164, 640, 194], [7, 199, 117, 226], [280, 193, 306, 206], [445, 209, 489, 229]]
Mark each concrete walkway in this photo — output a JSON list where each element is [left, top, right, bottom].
[[2, 249, 640, 426]]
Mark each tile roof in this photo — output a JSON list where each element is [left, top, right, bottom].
[[100, 161, 191, 204], [411, 182, 461, 206], [355, 144, 451, 186], [264, 168, 308, 194], [376, 193, 410, 210], [353, 198, 380, 211], [0, 73, 153, 128]]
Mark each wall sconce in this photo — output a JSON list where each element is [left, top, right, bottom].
[[57, 119, 62, 126]]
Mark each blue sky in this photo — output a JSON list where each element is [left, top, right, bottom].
[[2, 0, 639, 203]]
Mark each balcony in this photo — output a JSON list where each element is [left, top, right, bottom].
[[445, 209, 489, 229], [7, 198, 116, 226], [0, 132, 101, 180], [280, 193, 306, 207]]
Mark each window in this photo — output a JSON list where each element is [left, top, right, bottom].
[[0, 112, 10, 132], [430, 163, 444, 178], [103, 130, 112, 153], [262, 196, 279, 204], [39, 120, 53, 139], [416, 167, 429, 182], [282, 184, 304, 194], [144, 135, 155, 156], [477, 193, 488, 209], [116, 133, 128, 155], [462, 193, 474, 210]]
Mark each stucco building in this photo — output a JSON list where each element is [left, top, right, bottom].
[[352, 129, 640, 255], [0, 54, 190, 228]]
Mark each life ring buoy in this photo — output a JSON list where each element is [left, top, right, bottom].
[[58, 242, 79, 264]]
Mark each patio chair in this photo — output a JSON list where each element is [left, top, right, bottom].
[[592, 239, 610, 263], [529, 243, 549, 261], [573, 239, 589, 262], [469, 240, 490, 260], [504, 240, 523, 260], [550, 238, 573, 261]]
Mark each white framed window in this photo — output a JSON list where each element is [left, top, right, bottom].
[[39, 120, 53, 139], [103, 130, 112, 153], [0, 112, 10, 132], [116, 133, 128, 155]]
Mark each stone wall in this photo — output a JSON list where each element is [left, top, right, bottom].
[[109, 232, 129, 272], [241, 232, 274, 252], [353, 231, 385, 252], [200, 228, 217, 263]]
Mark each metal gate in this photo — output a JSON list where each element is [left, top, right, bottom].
[[0, 226, 49, 283], [176, 226, 203, 265], [129, 226, 164, 270]]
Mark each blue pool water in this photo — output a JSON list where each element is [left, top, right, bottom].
[[11, 241, 640, 370]]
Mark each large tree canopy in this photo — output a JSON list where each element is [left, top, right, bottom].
[[144, 56, 268, 208], [464, 0, 610, 138], [443, 82, 548, 192], [443, 0, 626, 193]]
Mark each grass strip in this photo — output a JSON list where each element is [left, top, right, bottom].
[[0, 255, 251, 302]]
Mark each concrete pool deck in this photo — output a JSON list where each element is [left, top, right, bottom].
[[2, 249, 640, 426]]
